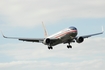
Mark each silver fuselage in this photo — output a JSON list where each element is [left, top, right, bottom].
[[47, 28, 78, 46]]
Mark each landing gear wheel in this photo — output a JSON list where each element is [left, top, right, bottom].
[[67, 45, 72, 48], [48, 47, 53, 49]]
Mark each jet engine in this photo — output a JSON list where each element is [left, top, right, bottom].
[[43, 38, 51, 45], [76, 37, 84, 43]]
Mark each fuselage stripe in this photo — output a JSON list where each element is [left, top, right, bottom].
[[54, 30, 77, 38]]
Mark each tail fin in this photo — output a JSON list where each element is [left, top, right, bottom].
[[42, 22, 48, 37]]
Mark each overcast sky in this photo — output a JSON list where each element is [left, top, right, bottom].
[[0, 0, 105, 70]]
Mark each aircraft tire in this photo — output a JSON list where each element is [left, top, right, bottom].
[[67, 45, 72, 48], [48, 47, 53, 49]]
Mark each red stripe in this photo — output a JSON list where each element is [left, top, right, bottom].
[[54, 30, 77, 38]]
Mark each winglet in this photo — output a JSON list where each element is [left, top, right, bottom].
[[42, 22, 48, 37], [0, 30, 7, 38], [102, 26, 104, 33]]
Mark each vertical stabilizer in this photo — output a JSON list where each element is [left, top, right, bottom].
[[42, 22, 48, 37]]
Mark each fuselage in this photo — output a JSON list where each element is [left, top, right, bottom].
[[47, 26, 78, 46]]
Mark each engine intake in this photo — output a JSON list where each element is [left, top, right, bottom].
[[76, 37, 84, 43], [43, 38, 51, 45]]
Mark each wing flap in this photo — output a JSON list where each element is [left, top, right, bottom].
[[18, 38, 44, 42]]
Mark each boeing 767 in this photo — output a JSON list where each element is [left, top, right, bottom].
[[0, 23, 104, 49]]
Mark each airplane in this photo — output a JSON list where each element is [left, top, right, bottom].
[[0, 23, 104, 49]]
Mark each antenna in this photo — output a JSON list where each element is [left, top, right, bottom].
[[42, 22, 48, 37]]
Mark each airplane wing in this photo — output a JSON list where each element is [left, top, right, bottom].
[[0, 31, 60, 44], [78, 26, 104, 38], [0, 31, 44, 43], [19, 38, 44, 42]]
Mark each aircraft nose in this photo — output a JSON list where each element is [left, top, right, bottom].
[[71, 30, 77, 33]]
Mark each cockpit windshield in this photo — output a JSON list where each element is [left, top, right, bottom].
[[69, 26, 77, 30]]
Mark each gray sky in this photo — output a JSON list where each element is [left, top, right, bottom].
[[0, 0, 105, 70]]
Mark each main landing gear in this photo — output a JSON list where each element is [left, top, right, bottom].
[[48, 43, 72, 49], [67, 43, 72, 48], [48, 46, 53, 49], [48, 44, 53, 49], [67, 45, 72, 48]]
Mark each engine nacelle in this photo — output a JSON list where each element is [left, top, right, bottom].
[[76, 37, 84, 43], [43, 38, 51, 45]]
